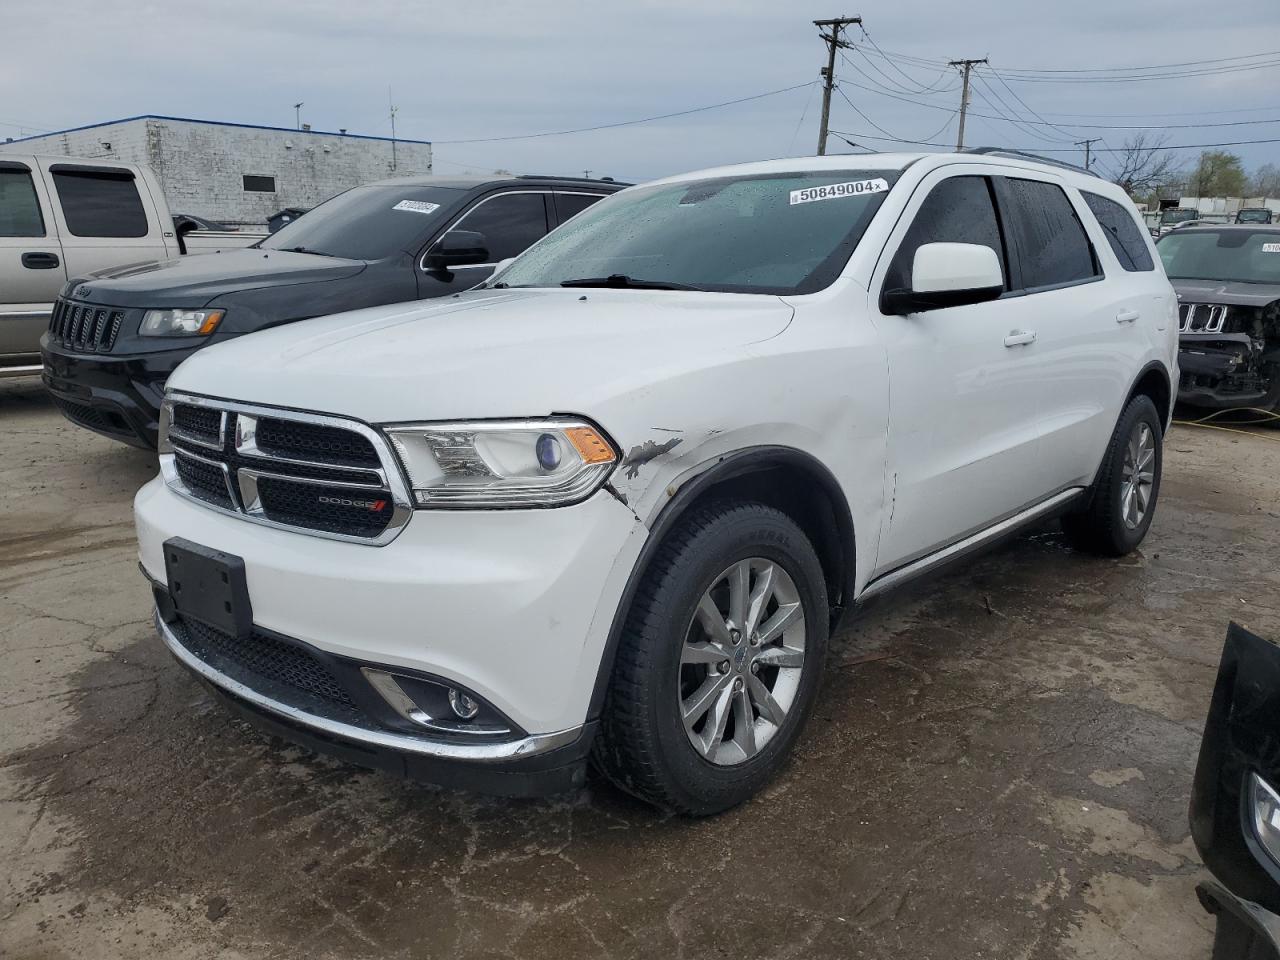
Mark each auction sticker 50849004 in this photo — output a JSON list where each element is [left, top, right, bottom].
[[789, 178, 889, 205]]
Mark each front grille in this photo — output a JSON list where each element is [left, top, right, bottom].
[[1178, 302, 1229, 334], [48, 299, 126, 352], [163, 398, 406, 544], [171, 614, 355, 709], [254, 418, 381, 467], [174, 452, 234, 508], [255, 476, 396, 537], [171, 404, 222, 445]]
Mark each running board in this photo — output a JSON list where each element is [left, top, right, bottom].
[[858, 487, 1085, 602]]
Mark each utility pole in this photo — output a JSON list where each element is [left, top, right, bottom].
[[583, 170, 592, 179], [388, 88, 399, 171], [293, 102, 304, 131], [948, 58, 987, 150], [1074, 137, 1102, 170], [814, 16, 861, 156]]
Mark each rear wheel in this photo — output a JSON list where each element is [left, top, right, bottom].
[[593, 502, 829, 816], [1062, 394, 1163, 556]]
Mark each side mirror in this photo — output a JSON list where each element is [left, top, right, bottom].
[[424, 230, 490, 271], [882, 242, 1004, 315]]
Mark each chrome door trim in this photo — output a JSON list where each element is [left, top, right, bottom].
[[859, 487, 1085, 601]]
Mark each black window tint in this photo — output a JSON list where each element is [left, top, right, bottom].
[[554, 192, 606, 224], [243, 174, 276, 192], [450, 193, 548, 261], [51, 171, 148, 238], [1001, 179, 1098, 288], [1081, 191, 1154, 272], [0, 168, 45, 237], [887, 176, 1004, 292]]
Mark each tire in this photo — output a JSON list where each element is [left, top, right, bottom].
[[1062, 394, 1163, 556], [593, 501, 829, 816]]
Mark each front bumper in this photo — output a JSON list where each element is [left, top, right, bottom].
[[1198, 880, 1280, 959], [135, 475, 647, 787], [41, 336, 193, 448]]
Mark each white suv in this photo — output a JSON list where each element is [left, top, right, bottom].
[[134, 151, 1177, 815]]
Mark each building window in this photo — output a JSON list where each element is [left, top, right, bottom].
[[243, 175, 276, 193]]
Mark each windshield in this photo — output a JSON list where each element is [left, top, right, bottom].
[[1161, 209, 1198, 224], [1157, 229, 1280, 284], [492, 170, 900, 296], [258, 184, 464, 260]]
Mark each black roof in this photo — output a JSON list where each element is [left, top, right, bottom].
[[365, 173, 630, 191]]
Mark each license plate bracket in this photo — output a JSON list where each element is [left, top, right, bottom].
[[163, 537, 253, 639]]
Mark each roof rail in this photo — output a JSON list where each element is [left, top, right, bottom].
[[516, 174, 633, 186], [963, 147, 1097, 178]]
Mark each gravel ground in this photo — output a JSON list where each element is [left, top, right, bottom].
[[2, 376, 1278, 960]]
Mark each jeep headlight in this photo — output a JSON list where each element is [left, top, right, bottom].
[[139, 308, 225, 337], [1252, 773, 1280, 869], [384, 418, 618, 508]]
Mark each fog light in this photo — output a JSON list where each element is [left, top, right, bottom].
[[449, 688, 480, 720], [1252, 773, 1280, 868]]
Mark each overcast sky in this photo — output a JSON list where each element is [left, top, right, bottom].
[[4, 0, 1278, 183]]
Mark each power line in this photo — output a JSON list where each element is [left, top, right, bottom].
[[835, 85, 956, 144], [852, 27, 958, 94], [431, 81, 817, 145], [826, 128, 1280, 153]]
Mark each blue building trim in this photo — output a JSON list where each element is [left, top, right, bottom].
[[3, 114, 430, 146]]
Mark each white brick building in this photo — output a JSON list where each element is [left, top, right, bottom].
[[0, 115, 432, 226]]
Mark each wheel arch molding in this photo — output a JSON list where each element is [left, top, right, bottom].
[[586, 445, 856, 722], [1126, 359, 1174, 430]]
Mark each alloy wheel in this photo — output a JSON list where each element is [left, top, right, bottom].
[[677, 558, 806, 765], [1120, 421, 1156, 530]]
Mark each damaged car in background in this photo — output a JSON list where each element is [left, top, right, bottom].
[[1191, 622, 1280, 960], [1158, 225, 1280, 417]]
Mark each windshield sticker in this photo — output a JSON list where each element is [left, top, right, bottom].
[[393, 199, 441, 215], [790, 178, 889, 205], [1263, 242, 1280, 253]]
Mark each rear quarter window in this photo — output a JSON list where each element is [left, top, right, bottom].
[[1081, 192, 1155, 272]]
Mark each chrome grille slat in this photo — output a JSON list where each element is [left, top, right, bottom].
[[1177, 302, 1229, 334], [159, 393, 412, 546]]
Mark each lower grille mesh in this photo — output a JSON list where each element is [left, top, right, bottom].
[[174, 454, 232, 509], [173, 615, 355, 708]]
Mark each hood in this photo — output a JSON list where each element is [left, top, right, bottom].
[[1171, 279, 1280, 308], [168, 288, 795, 423], [68, 249, 366, 308]]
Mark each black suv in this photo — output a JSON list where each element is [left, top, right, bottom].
[[41, 174, 626, 448]]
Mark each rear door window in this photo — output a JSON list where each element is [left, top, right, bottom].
[[0, 166, 46, 237], [446, 192, 550, 262], [553, 192, 608, 225], [999, 178, 1099, 289], [885, 175, 1007, 293], [51, 169, 149, 238], [1081, 191, 1154, 272]]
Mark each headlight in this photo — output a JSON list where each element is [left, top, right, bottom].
[[1251, 773, 1280, 869], [384, 418, 617, 508], [139, 308, 225, 337]]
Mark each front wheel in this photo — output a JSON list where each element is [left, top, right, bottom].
[[1062, 394, 1163, 556], [593, 502, 829, 816]]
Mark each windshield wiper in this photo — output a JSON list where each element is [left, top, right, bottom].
[[559, 274, 703, 291], [286, 245, 335, 257]]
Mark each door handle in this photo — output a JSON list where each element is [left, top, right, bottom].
[[21, 251, 60, 270], [1116, 309, 1140, 324], [1003, 330, 1037, 347]]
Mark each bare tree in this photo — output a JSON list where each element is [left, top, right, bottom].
[[1250, 163, 1280, 199], [1109, 134, 1178, 197]]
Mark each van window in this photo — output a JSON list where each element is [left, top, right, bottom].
[[52, 169, 149, 238], [1001, 179, 1098, 289], [0, 167, 45, 237], [1081, 192, 1154, 272], [886, 175, 1006, 293]]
